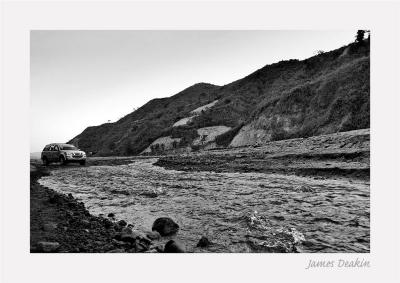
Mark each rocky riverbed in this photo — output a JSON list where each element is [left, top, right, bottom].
[[30, 164, 187, 253], [35, 160, 369, 253]]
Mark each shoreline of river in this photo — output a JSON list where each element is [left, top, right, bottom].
[[30, 164, 164, 253]]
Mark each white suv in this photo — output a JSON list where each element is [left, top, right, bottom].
[[41, 143, 86, 166]]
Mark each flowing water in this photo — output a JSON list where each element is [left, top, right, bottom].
[[38, 158, 370, 253]]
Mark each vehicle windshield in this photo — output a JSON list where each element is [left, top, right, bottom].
[[61, 145, 78, 151]]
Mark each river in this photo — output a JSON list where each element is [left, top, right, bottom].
[[38, 158, 370, 253]]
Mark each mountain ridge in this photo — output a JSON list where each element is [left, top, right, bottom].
[[69, 39, 369, 156]]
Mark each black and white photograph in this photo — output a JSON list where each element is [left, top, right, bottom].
[[1, 1, 400, 283], [29, 30, 370, 254]]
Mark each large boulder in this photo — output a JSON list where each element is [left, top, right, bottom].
[[196, 236, 212, 248], [164, 240, 185, 253], [152, 217, 179, 236]]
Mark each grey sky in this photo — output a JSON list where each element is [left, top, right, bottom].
[[31, 30, 356, 152]]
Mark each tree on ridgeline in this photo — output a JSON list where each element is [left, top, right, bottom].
[[355, 30, 366, 44]]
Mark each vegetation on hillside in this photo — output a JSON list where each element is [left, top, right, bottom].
[[69, 83, 219, 155], [69, 33, 370, 156]]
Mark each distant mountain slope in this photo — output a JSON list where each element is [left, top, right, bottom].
[[69, 83, 220, 155], [68, 39, 369, 156]]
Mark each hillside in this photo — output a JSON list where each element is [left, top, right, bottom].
[[68, 39, 370, 156], [69, 83, 220, 155]]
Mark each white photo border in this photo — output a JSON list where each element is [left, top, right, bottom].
[[1, 1, 400, 283]]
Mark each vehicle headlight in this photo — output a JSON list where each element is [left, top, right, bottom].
[[66, 152, 72, 157]]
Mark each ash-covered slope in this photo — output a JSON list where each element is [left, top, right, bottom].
[[69, 39, 369, 156]]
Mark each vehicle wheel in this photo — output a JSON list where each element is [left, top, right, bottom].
[[79, 160, 86, 166], [42, 157, 49, 166], [59, 156, 67, 165]]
